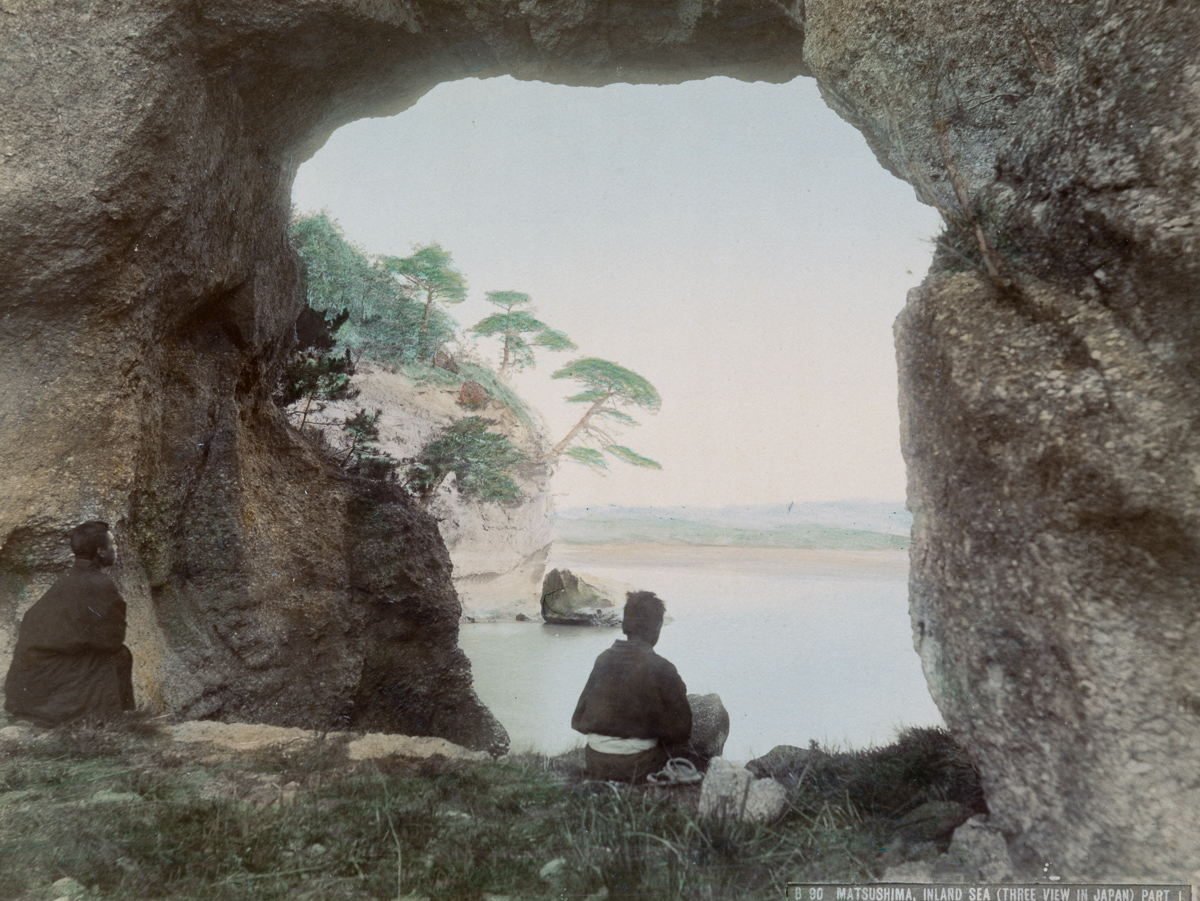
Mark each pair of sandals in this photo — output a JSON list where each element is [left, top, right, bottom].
[[646, 757, 702, 785]]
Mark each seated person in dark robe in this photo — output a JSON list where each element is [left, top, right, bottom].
[[571, 591, 691, 782], [4, 521, 135, 726]]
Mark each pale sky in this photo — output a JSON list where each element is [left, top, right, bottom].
[[292, 75, 941, 508]]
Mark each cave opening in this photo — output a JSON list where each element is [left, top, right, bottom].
[[292, 74, 940, 509], [289, 73, 945, 757]]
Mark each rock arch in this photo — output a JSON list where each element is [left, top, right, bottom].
[[1, 0, 1196, 878]]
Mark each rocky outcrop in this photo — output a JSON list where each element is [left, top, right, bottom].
[[297, 364, 555, 615], [3, 0, 1199, 877], [539, 568, 626, 626]]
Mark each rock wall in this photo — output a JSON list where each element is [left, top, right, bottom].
[[893, 0, 1200, 878], [3, 0, 1198, 876]]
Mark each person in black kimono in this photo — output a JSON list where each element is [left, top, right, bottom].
[[571, 591, 692, 782], [4, 521, 134, 725]]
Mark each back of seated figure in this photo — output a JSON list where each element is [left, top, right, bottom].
[[571, 590, 692, 783], [4, 521, 134, 726]]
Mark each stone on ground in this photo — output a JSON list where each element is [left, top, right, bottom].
[[346, 732, 489, 762], [933, 815, 1014, 882], [746, 744, 821, 789], [169, 721, 317, 752], [743, 776, 789, 824], [698, 757, 788, 823]]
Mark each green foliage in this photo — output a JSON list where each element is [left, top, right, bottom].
[[276, 303, 360, 430], [278, 347, 358, 422], [380, 243, 468, 362], [380, 244, 468, 306], [603, 445, 663, 470], [289, 212, 455, 366], [553, 358, 662, 412], [406, 417, 528, 504], [469, 291, 576, 376], [548, 357, 662, 471], [564, 446, 608, 471], [342, 408, 399, 481]]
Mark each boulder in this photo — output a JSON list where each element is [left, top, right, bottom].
[[698, 758, 754, 820], [746, 744, 821, 790], [743, 777, 789, 824], [457, 380, 489, 408], [698, 757, 788, 824], [433, 350, 459, 374], [932, 815, 1015, 883], [685, 693, 729, 767], [540, 569, 625, 626], [892, 800, 973, 846]]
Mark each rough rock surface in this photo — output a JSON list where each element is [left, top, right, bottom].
[[698, 757, 787, 824], [746, 744, 819, 790], [934, 816, 1016, 883], [298, 364, 554, 615], [3, 0, 1198, 877], [685, 692, 729, 767], [540, 568, 626, 626]]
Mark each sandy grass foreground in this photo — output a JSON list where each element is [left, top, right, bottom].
[[0, 717, 981, 901]]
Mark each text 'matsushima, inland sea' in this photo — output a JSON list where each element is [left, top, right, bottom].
[[787, 887, 1191, 901]]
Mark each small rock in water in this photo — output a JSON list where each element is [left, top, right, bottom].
[[540, 568, 627, 626]]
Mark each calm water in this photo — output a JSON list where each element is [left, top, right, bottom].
[[460, 546, 943, 760]]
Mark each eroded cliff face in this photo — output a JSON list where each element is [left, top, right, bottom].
[[295, 364, 555, 616], [894, 1, 1200, 878], [2, 0, 1196, 876]]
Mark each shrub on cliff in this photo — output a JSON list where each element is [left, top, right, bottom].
[[405, 417, 527, 504], [276, 305, 359, 430], [289, 212, 456, 365]]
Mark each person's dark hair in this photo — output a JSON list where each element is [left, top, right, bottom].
[[70, 521, 111, 559], [623, 590, 665, 640]]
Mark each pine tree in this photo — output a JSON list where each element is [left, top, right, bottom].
[[547, 357, 662, 471], [468, 291, 576, 377], [289, 212, 448, 365], [379, 244, 467, 363]]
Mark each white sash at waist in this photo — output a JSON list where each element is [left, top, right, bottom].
[[586, 733, 658, 755]]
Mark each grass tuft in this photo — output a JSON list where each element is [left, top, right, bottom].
[[0, 724, 983, 899]]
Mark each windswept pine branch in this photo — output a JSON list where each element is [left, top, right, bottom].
[[546, 357, 662, 473]]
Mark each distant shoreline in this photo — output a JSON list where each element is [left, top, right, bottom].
[[554, 501, 911, 552], [548, 542, 910, 580]]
